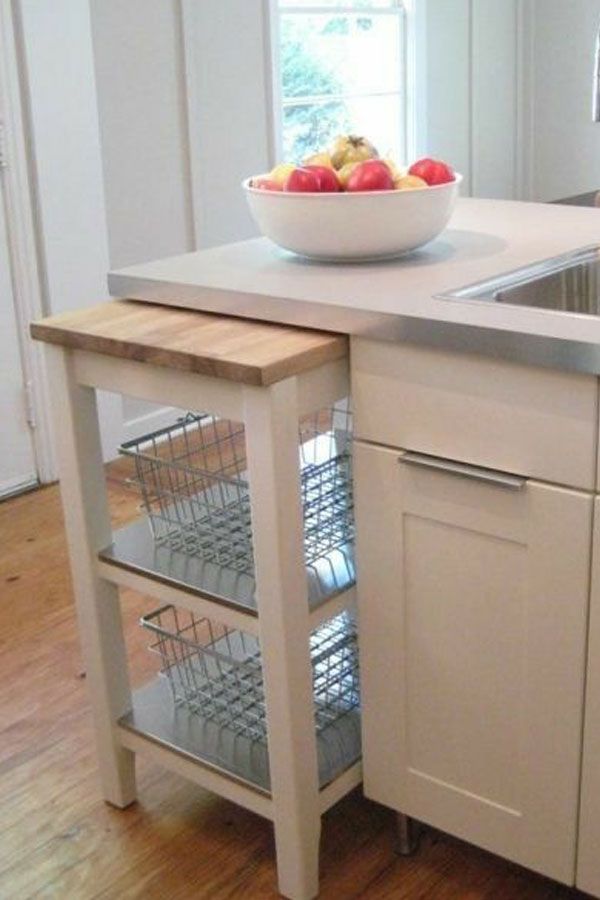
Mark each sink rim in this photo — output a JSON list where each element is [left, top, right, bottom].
[[435, 244, 600, 314]]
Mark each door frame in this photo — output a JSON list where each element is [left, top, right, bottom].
[[0, 0, 56, 484]]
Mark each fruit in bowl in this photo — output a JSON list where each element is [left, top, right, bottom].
[[330, 134, 379, 169], [285, 165, 341, 193], [346, 160, 394, 192], [244, 134, 460, 261], [408, 157, 455, 186]]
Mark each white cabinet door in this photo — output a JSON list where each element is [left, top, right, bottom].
[[577, 496, 600, 897], [354, 441, 592, 885]]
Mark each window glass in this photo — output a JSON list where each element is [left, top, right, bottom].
[[282, 94, 404, 163], [275, 2, 407, 164], [281, 14, 402, 99], [279, 1, 397, 8]]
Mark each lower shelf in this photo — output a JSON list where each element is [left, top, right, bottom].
[[119, 677, 362, 795]]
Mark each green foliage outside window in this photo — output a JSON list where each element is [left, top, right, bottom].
[[280, 16, 351, 162]]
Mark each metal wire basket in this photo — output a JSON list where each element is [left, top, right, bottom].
[[120, 405, 354, 577], [142, 605, 360, 742]]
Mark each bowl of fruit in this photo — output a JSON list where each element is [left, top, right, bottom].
[[243, 135, 461, 262]]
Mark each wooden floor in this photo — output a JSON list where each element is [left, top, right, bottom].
[[0, 471, 586, 899]]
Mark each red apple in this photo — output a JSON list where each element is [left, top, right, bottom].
[[346, 160, 394, 192], [283, 167, 321, 192], [252, 177, 282, 191], [304, 165, 340, 192], [408, 157, 455, 185]]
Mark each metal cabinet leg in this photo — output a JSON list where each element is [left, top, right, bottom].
[[395, 813, 420, 856]]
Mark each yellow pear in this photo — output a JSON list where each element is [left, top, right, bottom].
[[395, 174, 428, 191], [330, 134, 379, 170], [269, 163, 296, 187], [303, 152, 334, 168], [337, 161, 359, 188], [383, 159, 407, 182]]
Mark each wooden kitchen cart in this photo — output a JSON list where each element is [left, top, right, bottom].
[[31, 300, 360, 900]]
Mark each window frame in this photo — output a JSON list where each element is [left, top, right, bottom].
[[268, 0, 420, 165]]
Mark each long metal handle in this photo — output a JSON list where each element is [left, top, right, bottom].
[[400, 451, 527, 491]]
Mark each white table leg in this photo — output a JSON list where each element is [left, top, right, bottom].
[[46, 346, 136, 808], [244, 379, 321, 900]]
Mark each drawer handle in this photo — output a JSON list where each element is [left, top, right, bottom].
[[399, 451, 527, 491]]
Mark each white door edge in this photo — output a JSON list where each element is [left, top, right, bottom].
[[0, 1, 56, 484]]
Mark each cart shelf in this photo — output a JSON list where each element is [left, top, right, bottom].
[[98, 517, 355, 619], [118, 677, 362, 798]]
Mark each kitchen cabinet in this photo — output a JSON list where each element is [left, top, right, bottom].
[[354, 440, 592, 884], [26, 194, 600, 897], [102, 199, 600, 895], [352, 335, 600, 889]]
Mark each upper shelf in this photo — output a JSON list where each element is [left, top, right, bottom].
[[98, 517, 355, 622], [31, 299, 348, 387]]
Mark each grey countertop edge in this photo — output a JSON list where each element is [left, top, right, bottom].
[[108, 272, 600, 377]]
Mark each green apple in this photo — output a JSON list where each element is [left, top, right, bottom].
[[330, 135, 379, 170]]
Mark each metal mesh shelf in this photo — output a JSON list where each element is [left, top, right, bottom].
[[142, 605, 359, 744], [119, 407, 354, 582]]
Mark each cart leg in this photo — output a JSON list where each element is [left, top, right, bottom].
[[395, 813, 420, 856], [244, 379, 321, 900], [46, 347, 136, 808]]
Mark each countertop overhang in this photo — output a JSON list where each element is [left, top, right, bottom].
[[109, 198, 600, 375]]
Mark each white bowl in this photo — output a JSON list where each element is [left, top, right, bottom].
[[243, 173, 462, 261]]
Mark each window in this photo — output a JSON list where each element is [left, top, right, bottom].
[[271, 0, 412, 165]]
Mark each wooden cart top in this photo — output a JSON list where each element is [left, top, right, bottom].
[[31, 300, 348, 387]]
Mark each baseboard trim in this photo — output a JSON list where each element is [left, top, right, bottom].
[[120, 405, 179, 447]]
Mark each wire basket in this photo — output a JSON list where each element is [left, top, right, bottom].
[[120, 405, 354, 576], [142, 605, 360, 742]]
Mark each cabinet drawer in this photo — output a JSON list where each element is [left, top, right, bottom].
[[352, 338, 598, 490]]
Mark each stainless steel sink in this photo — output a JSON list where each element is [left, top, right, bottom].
[[437, 246, 600, 315]]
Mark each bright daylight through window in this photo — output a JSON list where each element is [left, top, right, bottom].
[[273, 0, 409, 165]]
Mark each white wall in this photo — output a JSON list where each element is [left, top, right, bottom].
[[17, 0, 195, 456], [16, 0, 122, 458], [423, 0, 521, 199], [182, 0, 273, 248], [470, 1, 520, 199], [17, 1, 271, 452], [17, 0, 111, 314], [89, 2, 273, 430], [89, 0, 194, 269], [422, 0, 472, 191], [423, 0, 600, 202], [528, 0, 600, 201], [89, 0, 195, 434]]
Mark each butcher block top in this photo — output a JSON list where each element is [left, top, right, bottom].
[[30, 299, 348, 386]]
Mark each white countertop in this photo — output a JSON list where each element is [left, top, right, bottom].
[[109, 198, 600, 372]]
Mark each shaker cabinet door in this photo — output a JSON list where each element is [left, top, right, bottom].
[[354, 441, 592, 885], [577, 496, 600, 897]]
